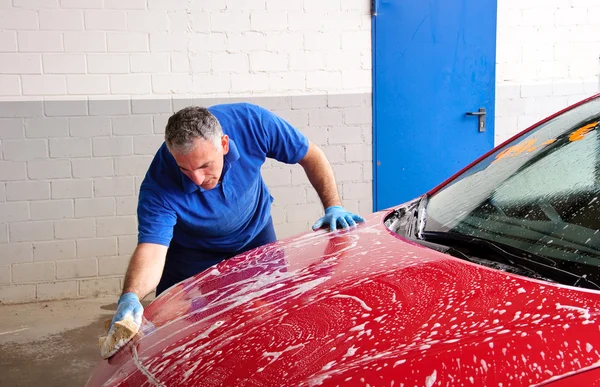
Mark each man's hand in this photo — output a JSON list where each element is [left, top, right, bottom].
[[110, 292, 143, 330], [312, 205, 365, 232]]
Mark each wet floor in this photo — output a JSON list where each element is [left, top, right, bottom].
[[0, 298, 121, 387]]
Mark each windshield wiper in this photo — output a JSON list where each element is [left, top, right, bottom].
[[420, 231, 600, 290]]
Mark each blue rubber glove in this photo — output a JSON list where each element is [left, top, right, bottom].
[[312, 206, 366, 232], [109, 292, 143, 330]]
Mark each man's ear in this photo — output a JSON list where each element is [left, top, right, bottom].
[[221, 135, 229, 155]]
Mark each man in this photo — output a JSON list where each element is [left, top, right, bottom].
[[109, 103, 365, 336]]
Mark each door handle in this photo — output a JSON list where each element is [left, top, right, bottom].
[[466, 108, 486, 132]]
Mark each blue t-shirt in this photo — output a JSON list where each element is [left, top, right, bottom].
[[137, 103, 310, 252]]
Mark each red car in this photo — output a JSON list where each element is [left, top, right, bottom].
[[87, 94, 600, 386]]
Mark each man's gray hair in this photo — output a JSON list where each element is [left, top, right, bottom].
[[165, 106, 223, 155]]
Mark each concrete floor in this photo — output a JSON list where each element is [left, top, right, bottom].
[[0, 297, 121, 387]]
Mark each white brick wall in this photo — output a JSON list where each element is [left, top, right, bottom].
[[495, 1, 600, 144], [0, 0, 372, 304]]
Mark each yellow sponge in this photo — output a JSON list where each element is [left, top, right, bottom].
[[98, 315, 139, 359]]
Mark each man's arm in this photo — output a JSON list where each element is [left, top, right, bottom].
[[299, 141, 365, 231], [122, 242, 168, 300], [298, 141, 342, 209]]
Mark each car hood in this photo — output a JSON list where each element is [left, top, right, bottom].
[[87, 209, 600, 387]]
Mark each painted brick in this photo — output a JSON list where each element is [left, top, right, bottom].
[[71, 158, 114, 178], [286, 203, 322, 223], [268, 72, 306, 92], [114, 156, 153, 176], [130, 53, 169, 73], [31, 163, 70, 187], [77, 237, 118, 258], [251, 11, 287, 31], [93, 137, 134, 157], [262, 167, 291, 187], [0, 266, 10, 285], [0, 9, 38, 30], [87, 54, 129, 74], [345, 144, 372, 162], [98, 255, 130, 276], [275, 221, 309, 239], [228, 32, 266, 52], [266, 0, 301, 10], [189, 32, 227, 52], [49, 138, 92, 158], [97, 216, 136, 237], [359, 198, 373, 215], [132, 98, 172, 114], [307, 71, 342, 90], [64, 31, 106, 52], [10, 221, 53, 242], [110, 74, 152, 94], [0, 183, 4, 201], [362, 161, 372, 181], [270, 186, 307, 206], [84, 10, 127, 30], [290, 52, 326, 71], [94, 177, 135, 197], [0, 202, 29, 222], [6, 181, 50, 201], [24, 117, 67, 138], [152, 74, 193, 93], [304, 0, 339, 12], [44, 100, 88, 117], [329, 126, 363, 144], [231, 74, 269, 93], [39, 10, 83, 30], [69, 116, 111, 137], [51, 179, 93, 199], [75, 198, 115, 217], [89, 99, 130, 116], [113, 116, 153, 135], [290, 167, 309, 185], [333, 163, 363, 182], [0, 162, 27, 181], [118, 235, 137, 255], [291, 95, 327, 109], [299, 126, 327, 145], [212, 53, 249, 73], [248, 96, 291, 111], [17, 31, 62, 52], [67, 75, 110, 95], [288, 12, 326, 31], [0, 223, 6, 243], [0, 101, 44, 118], [0, 31, 17, 52], [308, 109, 343, 126], [250, 52, 288, 72], [37, 281, 78, 301], [211, 12, 250, 32], [134, 135, 163, 155], [171, 52, 210, 73], [0, 243, 33, 264], [105, 0, 146, 9], [345, 107, 371, 125], [79, 277, 120, 298], [107, 33, 149, 52], [127, 11, 168, 32], [149, 31, 188, 52], [13, 0, 57, 7], [342, 182, 371, 200], [270, 205, 285, 225], [33, 240, 76, 261], [57, 258, 97, 279], [22, 75, 67, 96], [342, 70, 371, 90], [188, 11, 211, 33], [322, 145, 346, 164], [30, 199, 73, 220], [54, 218, 95, 239], [342, 31, 370, 51], [0, 75, 20, 96], [192, 74, 231, 94], [0, 284, 36, 304], [61, 0, 103, 8], [166, 10, 188, 32], [116, 196, 137, 215], [304, 33, 341, 51]]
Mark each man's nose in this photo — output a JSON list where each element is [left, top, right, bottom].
[[191, 170, 205, 185]]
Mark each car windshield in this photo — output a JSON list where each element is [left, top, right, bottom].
[[423, 96, 600, 276]]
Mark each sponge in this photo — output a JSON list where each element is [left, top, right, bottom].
[[98, 315, 140, 359]]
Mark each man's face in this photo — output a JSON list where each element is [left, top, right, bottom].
[[171, 136, 230, 190]]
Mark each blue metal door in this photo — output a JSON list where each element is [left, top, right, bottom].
[[373, 0, 497, 210]]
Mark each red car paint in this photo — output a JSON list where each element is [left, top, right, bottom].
[[86, 218, 600, 386], [86, 96, 600, 386]]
